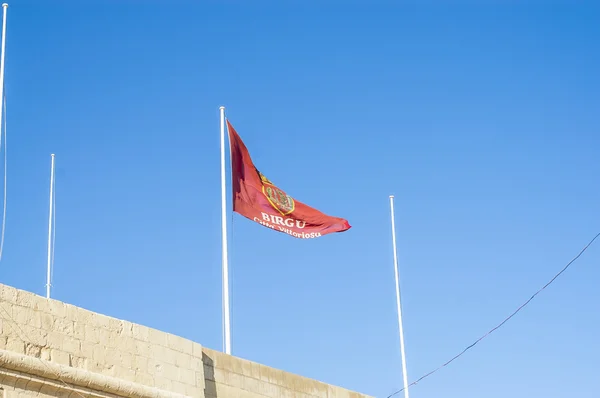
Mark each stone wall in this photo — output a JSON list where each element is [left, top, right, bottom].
[[0, 283, 371, 398], [202, 348, 367, 398]]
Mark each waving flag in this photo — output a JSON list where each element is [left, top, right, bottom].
[[227, 120, 350, 239]]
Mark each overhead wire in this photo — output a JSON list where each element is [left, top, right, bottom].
[[385, 231, 600, 398]]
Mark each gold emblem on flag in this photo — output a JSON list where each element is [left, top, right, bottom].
[[259, 171, 295, 215]]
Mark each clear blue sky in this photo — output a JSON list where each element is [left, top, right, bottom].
[[2, 1, 599, 397]]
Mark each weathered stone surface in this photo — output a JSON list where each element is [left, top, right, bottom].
[[0, 282, 371, 398]]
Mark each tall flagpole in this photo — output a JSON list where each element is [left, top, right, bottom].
[[220, 106, 231, 355], [389, 195, 410, 398], [0, 4, 8, 263], [0, 3, 9, 138], [46, 154, 55, 299]]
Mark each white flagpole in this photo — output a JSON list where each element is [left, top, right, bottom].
[[220, 106, 231, 354], [0, 3, 8, 263], [389, 195, 410, 398], [46, 154, 55, 299], [0, 3, 8, 136]]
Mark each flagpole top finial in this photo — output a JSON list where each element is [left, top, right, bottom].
[[389, 195, 394, 199], [2, 3, 8, 8], [219, 106, 225, 110]]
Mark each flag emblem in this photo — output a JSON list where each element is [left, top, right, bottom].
[[259, 172, 295, 215]]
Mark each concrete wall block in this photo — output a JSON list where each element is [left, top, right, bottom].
[[197, 370, 207, 385], [190, 356, 203, 372], [161, 363, 179, 382], [106, 318, 122, 332], [83, 325, 101, 344], [258, 365, 277, 385], [154, 377, 172, 392], [12, 306, 41, 329], [0, 284, 18, 303], [0, 308, 11, 335], [24, 342, 43, 358], [119, 320, 134, 338], [305, 379, 331, 396], [192, 342, 203, 358], [91, 343, 106, 363], [46, 332, 66, 350], [119, 351, 134, 370], [174, 351, 191, 369], [13, 375, 30, 390], [270, 368, 287, 387], [61, 338, 81, 355], [257, 380, 281, 398], [214, 381, 262, 398], [214, 368, 244, 388], [38, 382, 60, 396], [239, 360, 254, 378], [33, 298, 51, 315], [134, 340, 151, 357], [229, 356, 244, 375], [6, 337, 25, 354], [115, 365, 136, 382], [69, 354, 87, 368], [39, 313, 54, 331], [61, 389, 77, 398], [65, 304, 91, 324], [103, 329, 122, 349], [96, 328, 113, 347], [47, 301, 67, 319], [89, 313, 111, 330], [178, 367, 195, 386], [248, 362, 261, 380], [147, 328, 167, 347], [131, 324, 149, 341], [133, 355, 148, 374], [21, 325, 48, 348], [50, 349, 70, 366], [86, 360, 104, 374], [147, 358, 163, 377], [15, 291, 36, 309], [53, 318, 74, 335], [184, 383, 201, 397], [72, 322, 85, 340], [242, 375, 261, 393], [27, 380, 44, 394], [170, 381, 187, 396], [79, 341, 95, 359], [166, 333, 193, 354], [40, 347, 51, 361], [104, 347, 123, 367], [280, 387, 302, 398], [205, 349, 242, 373], [63, 303, 78, 322], [157, 346, 175, 365], [133, 371, 154, 387], [327, 386, 341, 398]]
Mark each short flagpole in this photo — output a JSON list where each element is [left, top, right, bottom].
[[389, 195, 410, 398], [0, 3, 9, 136], [46, 154, 55, 299], [220, 106, 231, 355]]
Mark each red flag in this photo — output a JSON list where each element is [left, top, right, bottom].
[[227, 120, 351, 239]]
